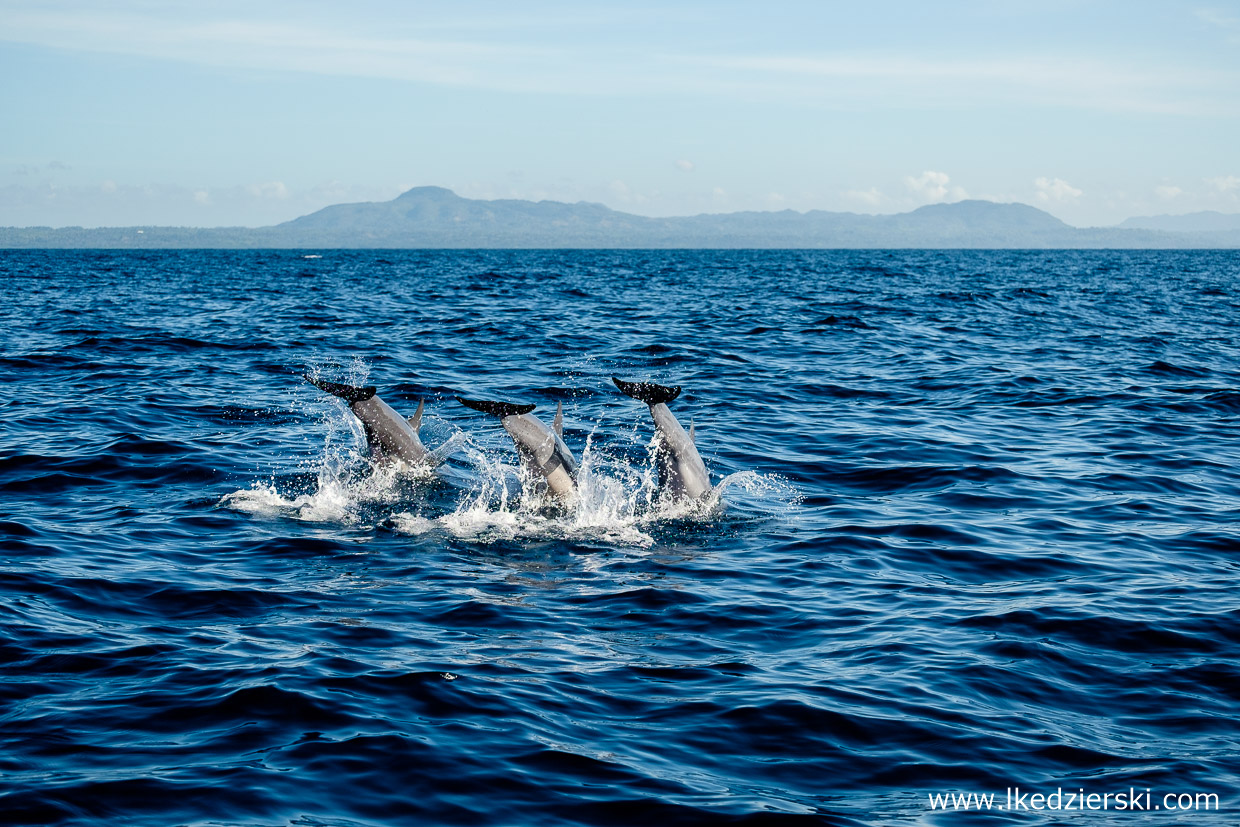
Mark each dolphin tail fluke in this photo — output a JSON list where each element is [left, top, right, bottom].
[[611, 377, 682, 406], [455, 396, 537, 418], [305, 375, 377, 403]]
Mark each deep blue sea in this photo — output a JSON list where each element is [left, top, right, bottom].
[[2, 249, 1239, 826]]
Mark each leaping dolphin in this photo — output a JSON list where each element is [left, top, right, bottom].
[[456, 397, 577, 503], [305, 376, 444, 468], [612, 377, 711, 500]]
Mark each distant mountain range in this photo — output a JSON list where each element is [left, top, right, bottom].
[[1117, 211, 1240, 233], [3, 186, 1239, 248]]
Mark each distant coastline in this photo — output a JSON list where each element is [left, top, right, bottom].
[[2, 186, 1238, 249]]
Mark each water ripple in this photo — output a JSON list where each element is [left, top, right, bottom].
[[1, 249, 1238, 825]]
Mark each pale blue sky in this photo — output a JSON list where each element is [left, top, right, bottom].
[[2, 0, 1238, 227]]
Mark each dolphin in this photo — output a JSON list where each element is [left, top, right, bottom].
[[612, 377, 711, 500], [456, 397, 577, 502], [305, 376, 443, 468]]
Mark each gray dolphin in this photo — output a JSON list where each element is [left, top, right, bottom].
[[306, 376, 443, 468], [612, 377, 711, 500], [456, 397, 577, 503]]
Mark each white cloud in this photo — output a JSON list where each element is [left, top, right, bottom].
[[1154, 185, 1182, 199], [0, 180, 406, 227], [606, 179, 652, 206], [844, 187, 884, 208], [1207, 175, 1240, 192], [1197, 8, 1240, 43], [248, 181, 288, 199], [12, 161, 72, 177], [1034, 177, 1083, 202], [674, 159, 694, 172], [905, 171, 966, 203]]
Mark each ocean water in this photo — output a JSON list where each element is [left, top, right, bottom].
[[2, 249, 1239, 826]]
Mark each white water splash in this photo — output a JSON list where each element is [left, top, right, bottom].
[[225, 431, 798, 546], [389, 436, 797, 548], [222, 357, 444, 524], [711, 469, 802, 513], [221, 458, 435, 525]]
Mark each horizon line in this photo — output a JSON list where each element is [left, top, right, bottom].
[[3, 186, 1238, 232]]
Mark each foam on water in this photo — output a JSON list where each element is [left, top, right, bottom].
[[405, 454, 796, 547], [221, 460, 431, 524]]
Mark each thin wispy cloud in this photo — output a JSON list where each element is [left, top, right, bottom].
[[682, 53, 1235, 115], [1196, 7, 1240, 43], [0, 5, 571, 91], [2, 3, 1234, 113]]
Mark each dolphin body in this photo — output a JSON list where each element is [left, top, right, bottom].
[[306, 376, 441, 467], [456, 397, 577, 503], [613, 377, 711, 500]]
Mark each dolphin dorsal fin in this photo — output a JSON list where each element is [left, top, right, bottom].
[[553, 400, 563, 437], [407, 398, 424, 431], [455, 397, 536, 418], [689, 419, 695, 444], [612, 377, 682, 406]]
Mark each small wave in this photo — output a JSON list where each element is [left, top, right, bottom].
[[73, 334, 272, 353], [1144, 359, 1212, 378], [806, 314, 873, 329], [1158, 389, 1240, 415]]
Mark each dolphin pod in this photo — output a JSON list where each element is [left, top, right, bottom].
[[305, 375, 713, 503]]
